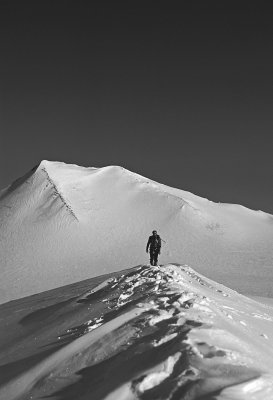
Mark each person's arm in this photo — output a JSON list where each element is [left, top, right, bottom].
[[146, 237, 151, 253]]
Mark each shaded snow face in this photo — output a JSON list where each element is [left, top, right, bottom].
[[1, 264, 273, 400], [1, 160, 273, 303]]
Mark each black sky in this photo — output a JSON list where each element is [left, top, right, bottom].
[[1, 1, 273, 213]]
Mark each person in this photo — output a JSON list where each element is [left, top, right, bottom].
[[146, 230, 161, 266]]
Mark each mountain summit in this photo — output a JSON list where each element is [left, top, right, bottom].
[[0, 160, 273, 303]]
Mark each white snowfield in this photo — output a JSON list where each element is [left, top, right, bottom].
[[1, 264, 273, 400], [0, 160, 273, 303]]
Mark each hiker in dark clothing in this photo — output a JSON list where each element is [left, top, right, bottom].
[[146, 230, 161, 266]]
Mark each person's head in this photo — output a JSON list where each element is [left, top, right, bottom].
[[152, 230, 157, 236]]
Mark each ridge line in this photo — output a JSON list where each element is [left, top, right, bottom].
[[41, 167, 79, 222]]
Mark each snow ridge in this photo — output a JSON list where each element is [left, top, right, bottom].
[[41, 166, 79, 222], [1, 264, 273, 399]]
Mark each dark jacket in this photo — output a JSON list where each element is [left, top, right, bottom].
[[146, 235, 161, 252]]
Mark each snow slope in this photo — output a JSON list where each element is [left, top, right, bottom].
[[1, 264, 273, 400], [0, 160, 273, 303]]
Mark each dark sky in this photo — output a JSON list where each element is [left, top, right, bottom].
[[1, 1, 273, 213]]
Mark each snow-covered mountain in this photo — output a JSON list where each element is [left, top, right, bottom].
[[1, 264, 273, 400], [1, 160, 273, 303]]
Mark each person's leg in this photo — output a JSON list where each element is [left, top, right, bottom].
[[154, 251, 158, 266], [151, 250, 156, 266], [150, 251, 153, 265], [152, 251, 155, 266]]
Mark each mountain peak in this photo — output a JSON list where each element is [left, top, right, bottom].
[[0, 160, 273, 304]]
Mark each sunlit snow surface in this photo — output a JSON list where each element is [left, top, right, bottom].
[[1, 160, 273, 303], [1, 264, 273, 399]]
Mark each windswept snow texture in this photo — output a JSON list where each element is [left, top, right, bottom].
[[0, 160, 273, 303], [1, 264, 273, 400]]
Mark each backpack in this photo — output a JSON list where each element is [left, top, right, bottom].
[[150, 235, 161, 250]]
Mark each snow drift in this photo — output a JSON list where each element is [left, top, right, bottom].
[[1, 264, 273, 400], [0, 160, 273, 303]]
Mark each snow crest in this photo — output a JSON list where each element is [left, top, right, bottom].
[[1, 264, 273, 399]]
